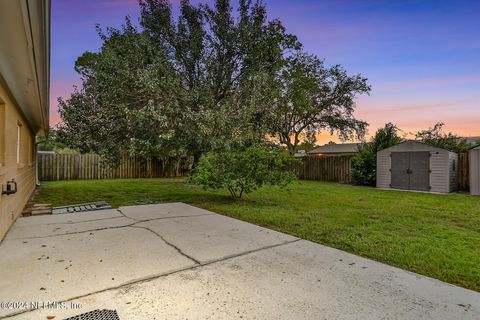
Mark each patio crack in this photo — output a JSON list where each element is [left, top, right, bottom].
[[116, 208, 133, 220], [47, 216, 135, 225], [0, 239, 300, 320], [130, 225, 201, 265], [116, 208, 214, 222], [7, 223, 140, 240], [7, 214, 214, 241]]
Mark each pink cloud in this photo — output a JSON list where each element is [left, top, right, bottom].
[[374, 75, 480, 91], [354, 98, 480, 138], [50, 76, 81, 126]]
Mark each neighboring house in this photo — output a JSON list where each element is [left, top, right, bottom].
[[293, 150, 307, 157], [464, 136, 480, 146], [308, 143, 360, 156], [0, 0, 50, 239]]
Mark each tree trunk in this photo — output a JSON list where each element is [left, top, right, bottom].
[[175, 158, 181, 177], [192, 151, 203, 171], [281, 134, 296, 156], [161, 157, 169, 177], [288, 145, 296, 156]]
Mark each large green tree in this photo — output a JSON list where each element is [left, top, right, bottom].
[[58, 20, 183, 165], [58, 0, 299, 165], [57, 0, 369, 165]]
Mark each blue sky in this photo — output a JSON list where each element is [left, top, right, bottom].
[[51, 0, 480, 142]]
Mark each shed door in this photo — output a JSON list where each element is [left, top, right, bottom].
[[391, 152, 430, 191], [409, 152, 430, 191], [391, 152, 410, 190]]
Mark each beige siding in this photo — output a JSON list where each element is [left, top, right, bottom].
[[0, 82, 36, 240], [376, 141, 454, 193], [376, 151, 391, 189], [470, 148, 480, 196], [430, 151, 449, 193]]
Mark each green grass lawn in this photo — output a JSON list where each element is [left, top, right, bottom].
[[35, 178, 480, 291]]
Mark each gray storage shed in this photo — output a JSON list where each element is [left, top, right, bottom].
[[377, 141, 458, 193], [470, 146, 480, 196]]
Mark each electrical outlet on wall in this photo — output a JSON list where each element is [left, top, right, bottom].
[[10, 211, 14, 220]]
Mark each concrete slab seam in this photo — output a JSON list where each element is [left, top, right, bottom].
[[116, 208, 215, 222], [0, 239, 301, 319], [3, 214, 215, 241], [2, 223, 140, 241], [46, 216, 130, 225], [134, 213, 215, 223]]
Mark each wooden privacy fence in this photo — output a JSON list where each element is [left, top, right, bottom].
[[288, 155, 354, 183], [38, 152, 471, 189], [458, 152, 469, 191], [38, 153, 187, 181]]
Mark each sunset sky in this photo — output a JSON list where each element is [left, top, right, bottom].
[[51, 0, 480, 144]]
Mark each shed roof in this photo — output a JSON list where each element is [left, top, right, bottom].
[[378, 140, 455, 154], [308, 143, 360, 155]]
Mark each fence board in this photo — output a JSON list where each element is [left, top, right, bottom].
[[288, 155, 354, 183], [458, 152, 469, 191], [38, 153, 187, 181]]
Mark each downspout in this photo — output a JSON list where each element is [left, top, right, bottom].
[[35, 140, 40, 186]]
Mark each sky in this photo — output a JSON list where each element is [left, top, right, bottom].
[[51, 0, 480, 144]]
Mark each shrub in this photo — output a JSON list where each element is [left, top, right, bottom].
[[190, 144, 296, 199], [351, 123, 402, 186]]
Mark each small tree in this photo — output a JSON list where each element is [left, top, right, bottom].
[[190, 144, 296, 199], [351, 123, 402, 186]]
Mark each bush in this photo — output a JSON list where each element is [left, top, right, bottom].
[[352, 123, 402, 186], [190, 144, 296, 199]]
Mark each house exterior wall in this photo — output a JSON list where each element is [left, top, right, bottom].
[[376, 141, 454, 193], [470, 148, 480, 196], [0, 82, 36, 240]]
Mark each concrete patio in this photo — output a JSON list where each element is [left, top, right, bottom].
[[0, 203, 478, 320]]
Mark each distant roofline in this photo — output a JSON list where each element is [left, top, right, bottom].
[[308, 143, 361, 154]]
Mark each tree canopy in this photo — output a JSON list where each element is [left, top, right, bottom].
[[57, 0, 369, 164], [269, 52, 370, 155], [415, 122, 471, 153]]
